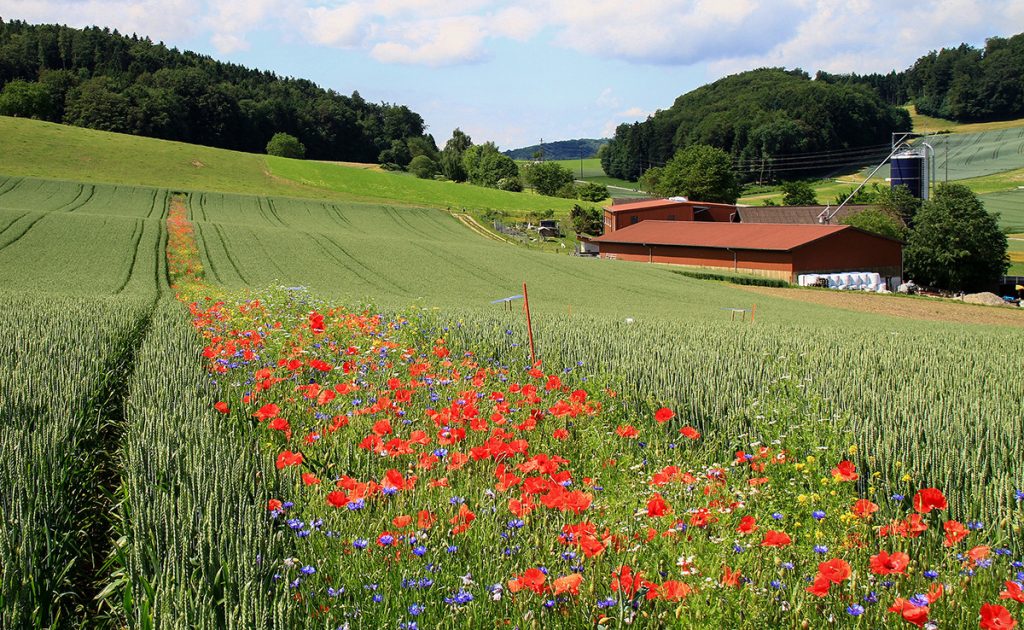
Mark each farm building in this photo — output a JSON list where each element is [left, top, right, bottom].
[[735, 205, 873, 224], [603, 197, 737, 233], [590, 221, 902, 282]]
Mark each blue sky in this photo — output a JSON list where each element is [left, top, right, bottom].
[[3, 1, 1022, 150]]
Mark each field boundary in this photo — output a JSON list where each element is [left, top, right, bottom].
[[452, 212, 514, 244]]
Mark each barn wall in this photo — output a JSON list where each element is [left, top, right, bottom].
[[597, 243, 794, 279], [792, 231, 902, 276]]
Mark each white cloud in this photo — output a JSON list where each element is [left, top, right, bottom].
[[3, 0, 1021, 70], [596, 87, 619, 109]]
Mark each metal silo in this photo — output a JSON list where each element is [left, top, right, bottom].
[[890, 147, 930, 200]]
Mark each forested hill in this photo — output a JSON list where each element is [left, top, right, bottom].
[[0, 19, 431, 163], [601, 68, 910, 182], [503, 138, 607, 160], [817, 32, 1024, 122]]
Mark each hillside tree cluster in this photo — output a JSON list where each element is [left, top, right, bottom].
[[601, 68, 911, 183], [817, 32, 1024, 123], [0, 20, 433, 163]]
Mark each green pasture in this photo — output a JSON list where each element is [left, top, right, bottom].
[[1009, 236, 1024, 275], [907, 104, 1024, 135]]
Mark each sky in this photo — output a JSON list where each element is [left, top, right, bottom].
[[2, 1, 1023, 150]]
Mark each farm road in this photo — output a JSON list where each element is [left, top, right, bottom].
[[738, 285, 1024, 327]]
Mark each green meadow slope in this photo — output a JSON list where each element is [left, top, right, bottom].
[[0, 116, 579, 215]]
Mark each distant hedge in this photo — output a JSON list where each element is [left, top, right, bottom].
[[669, 269, 789, 287]]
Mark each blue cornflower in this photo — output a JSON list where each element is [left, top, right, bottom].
[[812, 510, 826, 520], [864, 591, 879, 604], [378, 534, 395, 546], [507, 519, 525, 529], [1015, 490, 1024, 501], [847, 604, 865, 617], [408, 604, 424, 616], [347, 498, 366, 511], [353, 538, 368, 550], [781, 562, 795, 571], [418, 578, 434, 588], [733, 544, 744, 554], [977, 559, 993, 569], [413, 545, 427, 557], [771, 512, 784, 520], [967, 521, 984, 531], [450, 496, 465, 505], [446, 590, 474, 605], [770, 580, 784, 590], [996, 548, 1013, 556], [372, 593, 383, 603], [813, 545, 829, 554], [923, 569, 939, 579], [300, 565, 316, 576], [909, 594, 929, 608], [597, 597, 617, 608], [891, 494, 904, 502], [447, 545, 458, 554], [327, 587, 343, 597]]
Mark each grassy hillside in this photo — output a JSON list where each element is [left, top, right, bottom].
[[0, 116, 580, 215], [906, 104, 1024, 134]]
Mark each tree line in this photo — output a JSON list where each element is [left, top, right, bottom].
[[601, 68, 911, 183], [816, 32, 1024, 123], [0, 19, 432, 163]]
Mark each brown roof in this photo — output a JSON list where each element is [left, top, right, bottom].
[[736, 205, 872, 224], [604, 198, 736, 214], [591, 221, 863, 251]]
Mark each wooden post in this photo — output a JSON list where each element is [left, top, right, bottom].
[[523, 282, 536, 363]]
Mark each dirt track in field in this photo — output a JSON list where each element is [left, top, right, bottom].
[[738, 285, 1024, 327]]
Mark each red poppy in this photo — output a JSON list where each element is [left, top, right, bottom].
[[969, 545, 991, 563], [647, 494, 672, 518], [654, 407, 675, 423], [679, 426, 701, 440], [944, 520, 969, 547], [659, 580, 693, 601], [267, 498, 282, 511], [275, 450, 303, 469], [552, 573, 583, 596], [326, 490, 348, 508], [301, 472, 320, 486], [254, 403, 280, 422], [308, 312, 325, 333], [912, 488, 947, 513], [611, 565, 644, 596], [736, 515, 757, 535], [981, 603, 1017, 630], [616, 425, 639, 439], [392, 515, 412, 528], [889, 599, 929, 627], [805, 575, 831, 598], [214, 401, 229, 414], [451, 503, 476, 534], [720, 566, 742, 588], [509, 567, 546, 595], [869, 550, 909, 575], [1000, 581, 1024, 604], [553, 428, 569, 440], [818, 558, 851, 584], [761, 530, 792, 547], [831, 460, 858, 481], [852, 499, 879, 519], [417, 510, 436, 529]]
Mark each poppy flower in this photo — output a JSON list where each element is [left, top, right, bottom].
[[818, 558, 851, 584], [646, 494, 672, 518], [275, 450, 303, 469], [254, 403, 280, 422], [417, 510, 436, 529], [214, 401, 229, 414], [869, 550, 909, 575], [451, 503, 476, 534], [679, 426, 701, 440], [805, 575, 832, 598], [267, 498, 282, 511], [654, 407, 675, 423], [1000, 581, 1024, 604], [611, 565, 644, 595], [912, 488, 947, 513], [944, 520, 969, 547], [509, 568, 546, 595], [852, 499, 879, 519], [736, 515, 757, 535], [981, 603, 1017, 630], [761, 530, 792, 547], [889, 599, 929, 627], [326, 490, 348, 508], [831, 460, 858, 481], [552, 573, 583, 596], [301, 472, 320, 486], [659, 581, 693, 601], [616, 425, 639, 439], [720, 566, 742, 588], [392, 515, 412, 528]]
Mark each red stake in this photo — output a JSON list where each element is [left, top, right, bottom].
[[523, 282, 536, 363]]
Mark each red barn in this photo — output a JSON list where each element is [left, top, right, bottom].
[[590, 221, 902, 282], [603, 198, 737, 233]]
